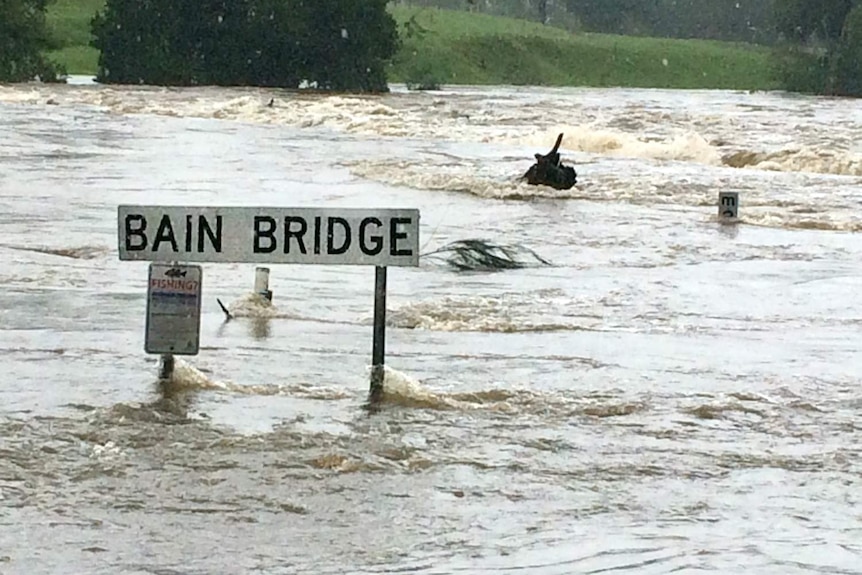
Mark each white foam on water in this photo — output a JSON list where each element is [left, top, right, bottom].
[[372, 365, 478, 411], [723, 148, 862, 176], [226, 292, 298, 319], [89, 440, 123, 460], [2, 84, 859, 178], [387, 295, 583, 333], [506, 125, 725, 166]]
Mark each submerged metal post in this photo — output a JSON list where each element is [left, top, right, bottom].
[[369, 266, 387, 400], [158, 353, 175, 381], [254, 266, 272, 301]]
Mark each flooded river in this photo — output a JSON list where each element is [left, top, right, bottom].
[[1, 78, 861, 574]]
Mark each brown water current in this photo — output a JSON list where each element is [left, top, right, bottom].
[[1, 78, 861, 574]]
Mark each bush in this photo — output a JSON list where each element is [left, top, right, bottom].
[[832, 6, 862, 96], [404, 61, 443, 90], [0, 0, 65, 82], [90, 0, 398, 91], [771, 45, 829, 94]]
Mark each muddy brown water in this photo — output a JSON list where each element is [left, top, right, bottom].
[[1, 78, 861, 574]]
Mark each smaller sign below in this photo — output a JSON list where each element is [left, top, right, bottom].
[[145, 262, 203, 356], [718, 191, 740, 220]]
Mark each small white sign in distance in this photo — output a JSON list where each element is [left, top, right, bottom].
[[145, 263, 203, 356], [118, 205, 420, 266], [718, 191, 739, 220]]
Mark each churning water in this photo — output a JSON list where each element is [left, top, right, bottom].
[[1, 77, 861, 574]]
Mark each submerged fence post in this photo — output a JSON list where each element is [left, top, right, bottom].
[[254, 266, 272, 301], [369, 266, 387, 400]]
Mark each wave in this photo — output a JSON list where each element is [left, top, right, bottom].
[[158, 357, 351, 400], [222, 292, 300, 320], [739, 211, 862, 233], [344, 158, 582, 200], [508, 126, 724, 166], [722, 148, 862, 176], [369, 366, 650, 419], [386, 293, 596, 333], [0, 244, 109, 259], [514, 126, 862, 177], [3, 85, 859, 179]]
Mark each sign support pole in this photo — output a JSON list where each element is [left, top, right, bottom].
[[158, 259, 178, 385], [159, 353, 175, 381], [370, 266, 387, 401]]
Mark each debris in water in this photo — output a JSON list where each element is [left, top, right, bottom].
[[521, 132, 578, 190], [422, 239, 552, 272], [217, 298, 233, 321]]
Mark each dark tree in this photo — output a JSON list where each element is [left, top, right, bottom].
[[831, 5, 862, 95], [0, 0, 64, 82], [564, 0, 777, 43], [772, 0, 862, 96], [774, 0, 854, 43], [91, 0, 398, 92], [564, 0, 644, 34]]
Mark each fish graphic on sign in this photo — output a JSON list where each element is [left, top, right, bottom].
[[165, 267, 188, 278]]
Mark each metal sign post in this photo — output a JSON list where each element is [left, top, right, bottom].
[[370, 266, 387, 401]]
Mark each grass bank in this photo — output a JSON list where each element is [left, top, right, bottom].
[[386, 6, 778, 90], [45, 0, 779, 90], [45, 0, 104, 74]]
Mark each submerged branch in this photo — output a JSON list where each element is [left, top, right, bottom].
[[422, 239, 552, 272]]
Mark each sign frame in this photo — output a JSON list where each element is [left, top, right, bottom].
[[145, 262, 203, 356], [718, 191, 739, 220]]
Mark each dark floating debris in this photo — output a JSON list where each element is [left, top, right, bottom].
[[216, 298, 233, 321], [422, 239, 552, 272], [522, 133, 577, 190]]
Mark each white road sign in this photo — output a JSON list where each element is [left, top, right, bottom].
[[145, 263, 203, 355], [118, 205, 420, 266]]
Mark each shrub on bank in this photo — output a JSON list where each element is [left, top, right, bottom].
[[831, 6, 862, 97]]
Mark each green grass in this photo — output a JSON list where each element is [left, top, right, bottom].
[[43, 0, 779, 90], [386, 6, 779, 90], [48, 45, 99, 75], [45, 0, 103, 74]]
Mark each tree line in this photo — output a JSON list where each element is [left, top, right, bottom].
[[1, 0, 398, 90], [89, 0, 397, 91], [1, 0, 860, 96], [0, 0, 64, 82]]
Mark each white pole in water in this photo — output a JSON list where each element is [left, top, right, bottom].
[[254, 267, 272, 301]]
